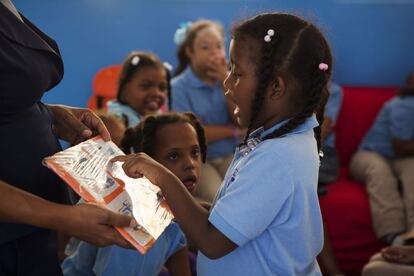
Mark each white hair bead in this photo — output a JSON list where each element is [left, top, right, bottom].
[[131, 56, 140, 66]]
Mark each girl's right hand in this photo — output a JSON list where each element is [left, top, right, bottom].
[[111, 153, 175, 190]]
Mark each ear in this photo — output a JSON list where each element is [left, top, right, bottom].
[[267, 76, 286, 101], [185, 46, 193, 60]]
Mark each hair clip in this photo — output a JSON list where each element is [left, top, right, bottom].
[[163, 62, 173, 72], [174, 21, 193, 45], [131, 56, 140, 66], [264, 29, 275, 43], [318, 63, 329, 71]]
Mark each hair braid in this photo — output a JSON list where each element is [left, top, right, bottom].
[[141, 116, 158, 156], [243, 39, 278, 144], [119, 112, 207, 162], [120, 126, 142, 154], [184, 112, 208, 162], [263, 68, 328, 154]]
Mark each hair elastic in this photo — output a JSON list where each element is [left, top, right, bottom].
[[318, 63, 328, 71], [163, 62, 173, 72], [131, 56, 140, 66], [264, 29, 275, 43], [173, 21, 193, 45]]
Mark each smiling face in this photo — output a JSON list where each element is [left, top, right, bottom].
[[152, 122, 201, 194], [122, 66, 167, 116], [223, 39, 258, 128]]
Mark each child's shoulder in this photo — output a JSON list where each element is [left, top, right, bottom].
[[387, 96, 414, 114]]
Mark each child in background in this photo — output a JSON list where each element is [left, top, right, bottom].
[[317, 82, 345, 275], [113, 13, 332, 275], [107, 51, 172, 127], [172, 20, 242, 202], [62, 112, 207, 276], [350, 72, 414, 246], [319, 82, 343, 186]]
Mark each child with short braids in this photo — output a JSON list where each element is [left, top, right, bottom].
[[63, 112, 208, 276], [113, 13, 332, 275]]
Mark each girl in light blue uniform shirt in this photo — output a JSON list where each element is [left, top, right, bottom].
[[113, 13, 332, 275], [107, 51, 172, 127], [171, 20, 241, 202]]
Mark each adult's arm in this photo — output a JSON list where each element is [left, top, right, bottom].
[[0, 180, 133, 248]]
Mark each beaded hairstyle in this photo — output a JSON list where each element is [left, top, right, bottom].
[[120, 112, 207, 163], [232, 13, 332, 155], [117, 51, 172, 110]]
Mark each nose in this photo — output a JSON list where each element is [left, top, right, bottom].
[[183, 154, 196, 171], [223, 72, 231, 93], [149, 86, 166, 98]]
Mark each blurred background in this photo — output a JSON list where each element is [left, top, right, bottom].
[[15, 0, 414, 107]]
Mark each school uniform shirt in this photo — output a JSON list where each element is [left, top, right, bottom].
[[197, 115, 323, 276], [359, 96, 414, 158], [107, 100, 142, 127], [324, 82, 344, 148], [171, 67, 238, 160], [62, 222, 186, 276], [0, 2, 66, 243]]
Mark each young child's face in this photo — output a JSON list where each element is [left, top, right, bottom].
[[152, 122, 201, 194], [187, 26, 225, 76], [122, 66, 167, 116], [224, 39, 257, 128]]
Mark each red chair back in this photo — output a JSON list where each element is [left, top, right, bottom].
[[87, 65, 121, 110]]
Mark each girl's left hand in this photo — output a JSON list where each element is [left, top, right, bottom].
[[47, 104, 111, 145], [111, 153, 174, 189]]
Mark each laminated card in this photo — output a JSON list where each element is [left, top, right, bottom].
[[43, 136, 174, 253]]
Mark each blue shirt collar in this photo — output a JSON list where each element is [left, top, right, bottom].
[[239, 115, 319, 156], [183, 66, 220, 89], [248, 114, 319, 140]]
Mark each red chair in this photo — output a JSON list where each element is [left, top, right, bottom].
[[87, 65, 121, 110], [319, 86, 397, 275]]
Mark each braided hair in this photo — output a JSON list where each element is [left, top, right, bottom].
[[175, 20, 225, 77], [232, 13, 332, 155], [120, 112, 207, 163], [117, 51, 172, 110]]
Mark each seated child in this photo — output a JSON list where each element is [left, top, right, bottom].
[[171, 20, 242, 202], [62, 112, 207, 276], [319, 81, 343, 186], [350, 72, 414, 245], [107, 51, 172, 127]]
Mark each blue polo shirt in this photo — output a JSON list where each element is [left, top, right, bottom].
[[107, 100, 143, 127], [197, 115, 323, 275], [171, 67, 238, 160], [360, 96, 414, 158], [324, 82, 343, 148], [62, 222, 185, 276]]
